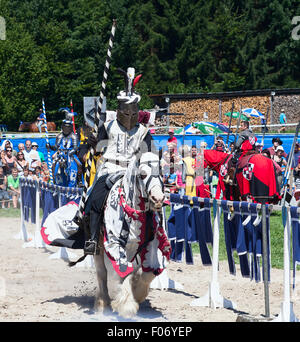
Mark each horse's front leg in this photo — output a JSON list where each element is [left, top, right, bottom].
[[104, 254, 139, 318], [93, 247, 110, 313], [131, 268, 156, 304]]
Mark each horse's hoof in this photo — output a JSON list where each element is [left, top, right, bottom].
[[94, 298, 110, 313]]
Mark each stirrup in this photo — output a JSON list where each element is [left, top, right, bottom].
[[84, 240, 100, 255]]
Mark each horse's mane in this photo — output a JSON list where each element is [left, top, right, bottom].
[[122, 154, 140, 206]]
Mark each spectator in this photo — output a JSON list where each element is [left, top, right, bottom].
[[42, 169, 50, 183], [274, 146, 287, 168], [261, 114, 268, 133], [0, 139, 14, 153], [2, 140, 17, 157], [200, 141, 208, 150], [167, 129, 177, 147], [17, 143, 25, 153], [22, 167, 31, 179], [293, 157, 300, 202], [2, 146, 17, 175], [209, 170, 219, 198], [23, 140, 32, 161], [175, 163, 185, 195], [182, 145, 197, 197], [27, 142, 41, 171], [0, 166, 9, 208], [212, 136, 226, 152], [267, 138, 287, 159], [162, 143, 181, 176], [7, 167, 20, 209], [278, 109, 287, 133], [288, 142, 300, 170], [33, 166, 43, 181], [0, 150, 4, 169], [273, 146, 287, 186], [31, 141, 45, 163], [164, 169, 177, 193], [16, 151, 29, 176]]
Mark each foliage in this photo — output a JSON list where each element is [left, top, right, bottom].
[[0, 0, 299, 129]]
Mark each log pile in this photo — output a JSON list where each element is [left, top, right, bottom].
[[168, 96, 269, 128], [273, 95, 300, 124], [154, 94, 300, 130]]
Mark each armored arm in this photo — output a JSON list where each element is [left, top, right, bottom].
[[68, 133, 79, 157]]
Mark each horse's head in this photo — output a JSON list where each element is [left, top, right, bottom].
[[138, 152, 164, 211], [56, 150, 68, 172]]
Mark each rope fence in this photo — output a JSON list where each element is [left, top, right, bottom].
[[16, 178, 300, 321]]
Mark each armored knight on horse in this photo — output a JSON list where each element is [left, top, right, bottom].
[[41, 66, 170, 317], [193, 118, 280, 204], [74, 67, 166, 257], [46, 118, 81, 187]]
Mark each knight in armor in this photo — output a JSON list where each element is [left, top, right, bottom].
[[76, 67, 156, 255], [233, 120, 256, 160], [225, 119, 257, 185], [47, 119, 78, 156], [46, 119, 80, 185]]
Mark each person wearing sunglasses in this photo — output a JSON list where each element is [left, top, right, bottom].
[[2, 147, 17, 175], [16, 151, 29, 176]]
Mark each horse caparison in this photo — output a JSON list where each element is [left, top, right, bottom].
[[203, 149, 280, 204]]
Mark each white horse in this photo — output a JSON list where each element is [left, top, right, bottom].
[[93, 152, 170, 318]]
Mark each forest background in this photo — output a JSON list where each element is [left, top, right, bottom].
[[0, 0, 299, 130]]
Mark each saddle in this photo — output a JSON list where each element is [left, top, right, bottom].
[[224, 151, 256, 186], [105, 170, 125, 189]]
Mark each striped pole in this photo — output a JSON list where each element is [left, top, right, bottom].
[[42, 98, 54, 184], [77, 19, 117, 221], [70, 99, 76, 133]]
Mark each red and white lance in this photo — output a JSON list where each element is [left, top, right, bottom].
[[76, 19, 117, 221]]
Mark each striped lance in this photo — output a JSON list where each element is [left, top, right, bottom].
[[42, 98, 54, 184], [77, 19, 117, 221]]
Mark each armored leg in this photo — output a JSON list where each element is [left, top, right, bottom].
[[84, 209, 102, 255]]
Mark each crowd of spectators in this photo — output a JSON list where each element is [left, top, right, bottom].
[[161, 129, 300, 202], [0, 139, 49, 209]]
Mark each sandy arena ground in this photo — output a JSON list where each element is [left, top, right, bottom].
[[1, 216, 300, 323]]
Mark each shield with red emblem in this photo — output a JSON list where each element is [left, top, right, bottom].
[[243, 162, 254, 181], [220, 164, 228, 177]]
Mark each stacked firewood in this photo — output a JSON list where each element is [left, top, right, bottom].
[[273, 95, 300, 124], [153, 94, 300, 129], [166, 96, 269, 128]]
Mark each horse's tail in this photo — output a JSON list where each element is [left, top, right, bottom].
[[110, 273, 139, 318]]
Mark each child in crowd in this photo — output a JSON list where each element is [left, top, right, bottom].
[[294, 157, 300, 203], [7, 167, 20, 209], [0, 166, 10, 208]]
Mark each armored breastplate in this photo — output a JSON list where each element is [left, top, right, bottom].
[[100, 120, 148, 173]]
